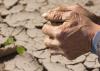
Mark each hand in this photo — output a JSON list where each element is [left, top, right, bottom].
[[42, 4, 100, 60]]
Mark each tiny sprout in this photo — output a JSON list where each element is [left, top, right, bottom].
[[4, 36, 15, 46], [16, 45, 26, 55]]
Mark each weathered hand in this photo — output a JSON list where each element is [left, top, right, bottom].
[[42, 4, 100, 60]]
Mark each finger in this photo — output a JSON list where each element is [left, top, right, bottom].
[[42, 5, 78, 22], [44, 37, 60, 48], [42, 24, 61, 38], [42, 11, 74, 23], [42, 11, 64, 23], [42, 6, 67, 19]]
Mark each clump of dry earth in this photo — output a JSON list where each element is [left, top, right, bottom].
[[0, 0, 100, 71]]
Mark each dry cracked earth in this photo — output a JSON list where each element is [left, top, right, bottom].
[[0, 0, 100, 71]]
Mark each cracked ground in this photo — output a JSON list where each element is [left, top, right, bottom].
[[0, 0, 100, 71]]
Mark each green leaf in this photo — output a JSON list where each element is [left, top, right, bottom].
[[4, 36, 15, 46], [16, 45, 26, 55]]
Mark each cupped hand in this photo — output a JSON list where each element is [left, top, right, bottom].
[[42, 4, 100, 60]]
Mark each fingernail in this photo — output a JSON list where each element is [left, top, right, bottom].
[[42, 13, 48, 18]]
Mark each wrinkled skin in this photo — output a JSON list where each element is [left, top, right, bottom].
[[42, 4, 100, 60]]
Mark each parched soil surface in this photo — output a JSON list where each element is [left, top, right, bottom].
[[0, 0, 100, 71]]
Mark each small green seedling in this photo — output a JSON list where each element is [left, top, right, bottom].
[[4, 36, 15, 46], [16, 45, 26, 55]]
